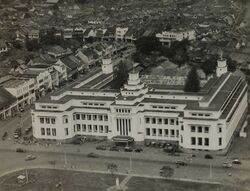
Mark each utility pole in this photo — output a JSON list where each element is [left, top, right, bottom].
[[209, 163, 212, 179], [64, 152, 67, 169], [26, 168, 29, 184], [129, 156, 132, 173]]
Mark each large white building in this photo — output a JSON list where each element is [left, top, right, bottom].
[[31, 57, 248, 151], [156, 29, 196, 44]]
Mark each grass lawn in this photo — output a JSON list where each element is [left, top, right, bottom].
[[0, 168, 124, 191], [126, 177, 245, 191], [0, 169, 246, 191]]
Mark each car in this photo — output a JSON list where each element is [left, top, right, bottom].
[[134, 148, 143, 153], [16, 148, 26, 153], [176, 160, 187, 166], [25, 126, 32, 135], [2, 132, 7, 140], [145, 142, 151, 147], [204, 154, 213, 159], [124, 146, 133, 152], [19, 107, 24, 112], [222, 162, 232, 168], [25, 154, 36, 161], [232, 159, 242, 165], [96, 145, 107, 150], [87, 152, 98, 158], [109, 146, 119, 152]]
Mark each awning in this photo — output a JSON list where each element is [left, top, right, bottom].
[[111, 136, 134, 143]]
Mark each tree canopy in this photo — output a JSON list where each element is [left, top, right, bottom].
[[184, 66, 200, 92], [135, 36, 161, 54], [112, 61, 129, 89]]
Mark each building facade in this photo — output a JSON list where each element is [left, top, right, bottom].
[[31, 59, 248, 151]]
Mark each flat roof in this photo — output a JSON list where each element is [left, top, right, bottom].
[[1, 79, 27, 88]]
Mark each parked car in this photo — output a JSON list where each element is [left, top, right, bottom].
[[109, 146, 120, 152], [87, 152, 98, 158], [124, 146, 133, 152], [204, 154, 213, 159], [25, 126, 32, 135], [145, 142, 151, 147], [222, 162, 232, 168], [176, 160, 187, 166], [25, 154, 36, 161], [14, 128, 22, 139], [96, 145, 107, 150], [232, 159, 242, 165], [2, 132, 7, 140], [134, 148, 143, 153], [16, 148, 26, 153]]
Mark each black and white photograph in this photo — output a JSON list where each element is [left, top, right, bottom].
[[0, 0, 249, 190]]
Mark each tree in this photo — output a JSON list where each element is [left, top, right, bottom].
[[107, 163, 118, 175], [112, 61, 129, 89], [184, 66, 200, 92], [135, 36, 161, 54], [201, 57, 217, 76], [25, 39, 39, 51], [226, 57, 236, 72]]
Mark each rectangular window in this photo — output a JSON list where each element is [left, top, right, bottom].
[[219, 137, 222, 146], [218, 127, 222, 133], [152, 128, 156, 136], [145, 117, 150, 124], [52, 128, 56, 136], [98, 115, 103, 121], [40, 118, 44, 124], [87, 115, 91, 120], [191, 126, 195, 132], [46, 128, 51, 136], [93, 115, 97, 121], [64, 118, 68, 124], [65, 128, 69, 135], [164, 118, 168, 125], [181, 125, 184, 131], [41, 128, 45, 135], [82, 124, 86, 132], [158, 129, 162, 136], [176, 120, 179, 125], [99, 125, 103, 133], [204, 127, 209, 133], [146, 128, 150, 136], [204, 138, 209, 146], [198, 126, 202, 133], [176, 130, 179, 138], [105, 126, 109, 133], [164, 129, 169, 136], [51, 118, 55, 124], [94, 125, 98, 132], [76, 124, 81, 132], [76, 114, 80, 120], [158, 118, 162, 124], [81, 114, 86, 120], [192, 113, 197, 116], [104, 115, 108, 121], [152, 118, 156, 124], [170, 119, 175, 125], [45, 118, 50, 124], [198, 137, 202, 145], [191, 137, 196, 145], [88, 125, 92, 132], [171, 129, 175, 137]]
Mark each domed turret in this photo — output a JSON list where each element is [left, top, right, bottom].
[[216, 51, 228, 77]]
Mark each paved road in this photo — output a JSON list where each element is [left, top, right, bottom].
[[0, 149, 250, 189]]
